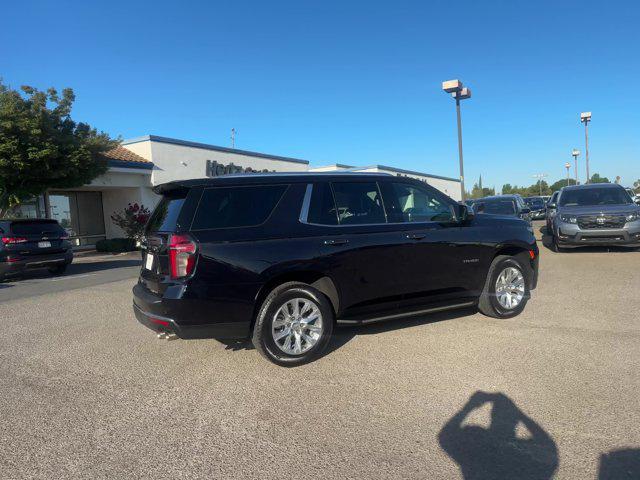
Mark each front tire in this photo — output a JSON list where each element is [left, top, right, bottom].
[[252, 282, 334, 367], [48, 264, 67, 275], [551, 236, 565, 253], [478, 256, 530, 319]]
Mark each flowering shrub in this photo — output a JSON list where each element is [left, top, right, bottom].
[[110, 203, 151, 241]]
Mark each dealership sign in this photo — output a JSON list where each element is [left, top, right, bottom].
[[206, 160, 274, 177]]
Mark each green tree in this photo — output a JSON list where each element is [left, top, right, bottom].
[[589, 173, 610, 184], [468, 182, 495, 199], [0, 81, 117, 217], [549, 178, 577, 192]]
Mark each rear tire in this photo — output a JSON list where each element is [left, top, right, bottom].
[[478, 256, 530, 319], [252, 282, 334, 367]]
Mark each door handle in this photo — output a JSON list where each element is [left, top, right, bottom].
[[324, 238, 349, 246], [405, 233, 426, 240]]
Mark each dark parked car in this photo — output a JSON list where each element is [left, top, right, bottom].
[[524, 196, 547, 220], [473, 195, 532, 222], [0, 219, 73, 281], [549, 183, 640, 251], [546, 191, 560, 232], [133, 173, 539, 366]]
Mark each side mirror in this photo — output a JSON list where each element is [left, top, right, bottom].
[[547, 203, 557, 209], [458, 203, 474, 222]]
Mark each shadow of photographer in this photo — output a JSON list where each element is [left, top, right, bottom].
[[439, 391, 558, 480]]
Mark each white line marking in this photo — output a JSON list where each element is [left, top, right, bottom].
[[47, 273, 98, 282]]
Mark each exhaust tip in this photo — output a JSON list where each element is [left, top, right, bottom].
[[165, 333, 178, 341], [157, 332, 168, 340]]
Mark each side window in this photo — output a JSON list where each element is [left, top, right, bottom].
[[307, 182, 339, 225], [191, 184, 287, 230], [331, 182, 386, 225], [385, 182, 455, 222]]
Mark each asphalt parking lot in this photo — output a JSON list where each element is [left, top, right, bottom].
[[1, 224, 639, 479]]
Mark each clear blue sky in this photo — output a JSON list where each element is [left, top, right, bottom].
[[2, 0, 639, 189]]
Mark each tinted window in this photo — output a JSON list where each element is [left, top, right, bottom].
[[476, 200, 516, 216], [525, 198, 544, 208], [307, 182, 338, 225], [146, 191, 187, 233], [559, 187, 632, 206], [386, 182, 454, 222], [331, 182, 386, 225], [10, 221, 65, 236], [192, 184, 287, 230]]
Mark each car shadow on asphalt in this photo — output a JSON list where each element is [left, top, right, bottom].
[[219, 307, 478, 358], [598, 448, 640, 479], [2, 259, 142, 283], [439, 391, 559, 480], [324, 306, 479, 356]]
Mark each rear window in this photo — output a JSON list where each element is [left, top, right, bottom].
[[10, 221, 65, 236], [191, 184, 287, 230], [146, 191, 187, 233], [525, 198, 544, 208], [476, 200, 516, 216]]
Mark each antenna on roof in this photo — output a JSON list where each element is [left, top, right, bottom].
[[230, 128, 236, 148]]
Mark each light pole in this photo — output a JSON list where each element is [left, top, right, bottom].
[[580, 112, 591, 183], [571, 149, 580, 184], [532, 173, 548, 196], [565, 162, 571, 186], [442, 79, 472, 202]]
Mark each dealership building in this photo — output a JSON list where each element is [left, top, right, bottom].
[[13, 135, 461, 247]]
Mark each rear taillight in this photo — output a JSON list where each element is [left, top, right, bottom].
[[1, 237, 28, 245], [168, 234, 197, 279]]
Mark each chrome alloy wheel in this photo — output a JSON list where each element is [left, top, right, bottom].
[[495, 266, 525, 310], [272, 298, 323, 355]]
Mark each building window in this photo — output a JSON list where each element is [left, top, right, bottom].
[[48, 191, 106, 246]]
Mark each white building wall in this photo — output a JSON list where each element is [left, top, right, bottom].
[[313, 164, 462, 201], [124, 139, 308, 186], [356, 166, 461, 201]]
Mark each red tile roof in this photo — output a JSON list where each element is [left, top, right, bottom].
[[100, 146, 152, 164]]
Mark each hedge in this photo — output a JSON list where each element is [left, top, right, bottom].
[[95, 238, 138, 253]]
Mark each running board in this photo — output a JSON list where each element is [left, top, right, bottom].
[[336, 301, 476, 325]]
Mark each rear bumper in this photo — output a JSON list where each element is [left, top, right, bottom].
[[0, 251, 73, 276], [556, 223, 640, 247], [132, 282, 250, 339]]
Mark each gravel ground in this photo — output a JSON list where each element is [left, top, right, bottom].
[[1, 235, 639, 479]]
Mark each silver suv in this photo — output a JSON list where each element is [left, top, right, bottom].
[[549, 183, 640, 251]]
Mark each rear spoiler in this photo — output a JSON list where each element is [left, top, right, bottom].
[[153, 182, 193, 195]]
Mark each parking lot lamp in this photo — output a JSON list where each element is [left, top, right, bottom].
[[571, 149, 580, 184], [565, 163, 571, 186], [580, 112, 591, 183], [442, 79, 472, 202]]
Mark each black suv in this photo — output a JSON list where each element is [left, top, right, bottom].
[[0, 219, 73, 280], [133, 173, 539, 366], [473, 195, 532, 222]]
